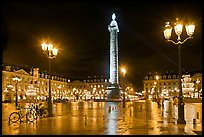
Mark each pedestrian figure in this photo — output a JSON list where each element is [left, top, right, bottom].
[[39, 102, 45, 116], [156, 97, 161, 108], [161, 97, 165, 108]]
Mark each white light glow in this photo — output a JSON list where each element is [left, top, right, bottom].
[[174, 24, 183, 36], [112, 13, 116, 20], [53, 48, 58, 56], [186, 24, 195, 36]]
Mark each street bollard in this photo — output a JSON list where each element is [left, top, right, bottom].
[[193, 112, 200, 124], [108, 106, 111, 113], [85, 115, 87, 126], [196, 112, 199, 119], [193, 118, 196, 124]]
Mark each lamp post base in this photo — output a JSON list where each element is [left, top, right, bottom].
[[47, 97, 53, 117], [106, 84, 121, 100], [177, 119, 186, 124], [123, 95, 126, 107], [177, 102, 186, 124]]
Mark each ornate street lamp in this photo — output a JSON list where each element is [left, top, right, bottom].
[[163, 18, 195, 124], [120, 67, 127, 107], [41, 42, 58, 117], [13, 76, 21, 109]]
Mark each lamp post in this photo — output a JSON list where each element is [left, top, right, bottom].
[[121, 67, 126, 107], [58, 85, 62, 100], [196, 79, 200, 98], [13, 76, 21, 109], [155, 75, 159, 99], [7, 84, 13, 103], [41, 42, 58, 117], [163, 18, 195, 124]]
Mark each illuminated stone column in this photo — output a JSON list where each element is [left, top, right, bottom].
[[106, 13, 121, 100], [109, 13, 119, 85]]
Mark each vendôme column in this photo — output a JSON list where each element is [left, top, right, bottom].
[[106, 13, 121, 100]]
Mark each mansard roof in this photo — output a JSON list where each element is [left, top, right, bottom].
[[144, 70, 202, 80]]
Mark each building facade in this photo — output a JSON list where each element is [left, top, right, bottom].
[[143, 71, 202, 99], [2, 65, 110, 103]]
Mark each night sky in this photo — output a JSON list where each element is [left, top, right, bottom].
[[2, 1, 202, 91]]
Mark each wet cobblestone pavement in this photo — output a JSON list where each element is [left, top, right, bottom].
[[2, 100, 202, 135]]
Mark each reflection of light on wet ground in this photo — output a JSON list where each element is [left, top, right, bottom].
[[106, 111, 117, 135], [2, 101, 202, 135]]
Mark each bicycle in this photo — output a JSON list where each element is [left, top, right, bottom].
[[8, 105, 35, 124]]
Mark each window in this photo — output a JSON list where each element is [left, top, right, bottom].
[[168, 75, 171, 79], [163, 75, 167, 79]]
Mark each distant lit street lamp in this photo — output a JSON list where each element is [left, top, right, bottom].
[[120, 67, 127, 107], [7, 84, 13, 103], [155, 75, 159, 98], [41, 42, 58, 117], [163, 18, 195, 124], [13, 76, 21, 109], [196, 79, 200, 98], [58, 85, 62, 100]]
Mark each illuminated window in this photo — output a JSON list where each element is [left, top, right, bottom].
[[149, 76, 153, 80], [163, 75, 167, 79]]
